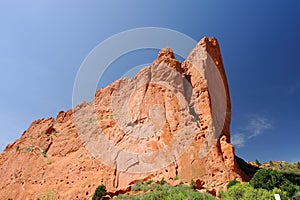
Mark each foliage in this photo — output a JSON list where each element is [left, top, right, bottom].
[[117, 181, 215, 200], [145, 179, 153, 185], [159, 178, 166, 185], [220, 182, 287, 200], [41, 151, 48, 158], [255, 159, 261, 166], [222, 167, 300, 199], [249, 168, 300, 198], [266, 161, 300, 176], [16, 146, 21, 152], [92, 184, 106, 200], [190, 179, 196, 190], [284, 172, 300, 186], [174, 175, 179, 180], [293, 190, 300, 200], [282, 179, 296, 197], [250, 168, 284, 190], [52, 130, 59, 136], [227, 179, 240, 189]]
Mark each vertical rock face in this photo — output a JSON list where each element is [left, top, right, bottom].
[[0, 37, 245, 199]]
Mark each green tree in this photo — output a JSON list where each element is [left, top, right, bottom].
[[250, 168, 284, 190], [227, 179, 240, 189], [250, 168, 298, 198], [92, 184, 106, 200], [282, 179, 296, 197], [255, 159, 261, 166]]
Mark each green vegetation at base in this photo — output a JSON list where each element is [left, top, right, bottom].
[[221, 168, 300, 199], [250, 168, 300, 197], [226, 179, 240, 189], [250, 168, 286, 190], [220, 182, 287, 200], [116, 181, 215, 200], [92, 184, 106, 200]]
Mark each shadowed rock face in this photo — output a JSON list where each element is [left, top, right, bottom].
[[0, 37, 246, 199]]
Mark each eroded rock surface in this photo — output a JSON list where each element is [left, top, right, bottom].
[[0, 37, 246, 199]]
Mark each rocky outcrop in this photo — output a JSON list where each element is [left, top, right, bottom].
[[0, 37, 245, 199]]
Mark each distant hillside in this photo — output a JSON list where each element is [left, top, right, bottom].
[[249, 160, 300, 176]]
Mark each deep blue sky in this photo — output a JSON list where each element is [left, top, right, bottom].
[[0, 1, 299, 163]]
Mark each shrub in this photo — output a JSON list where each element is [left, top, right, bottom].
[[250, 168, 284, 190], [52, 130, 59, 136], [25, 146, 33, 151], [293, 191, 300, 200], [41, 151, 48, 158], [116, 182, 215, 200], [145, 179, 153, 185], [255, 159, 261, 166], [220, 182, 287, 200], [250, 168, 299, 198], [227, 179, 240, 189], [92, 184, 106, 200], [282, 179, 296, 197], [174, 175, 179, 180], [190, 179, 196, 190], [159, 178, 166, 185]]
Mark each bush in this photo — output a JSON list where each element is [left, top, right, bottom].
[[92, 184, 106, 200], [250, 168, 284, 190], [227, 179, 240, 189], [174, 175, 179, 180], [41, 151, 48, 158], [255, 159, 261, 166], [283, 172, 300, 186], [116, 181, 216, 200], [282, 179, 296, 197], [220, 182, 287, 200], [190, 179, 196, 190], [159, 178, 166, 185], [293, 191, 300, 200], [250, 168, 299, 198]]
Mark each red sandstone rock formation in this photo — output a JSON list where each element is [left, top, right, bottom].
[[0, 37, 246, 199]]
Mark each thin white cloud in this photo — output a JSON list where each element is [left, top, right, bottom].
[[246, 118, 272, 138], [231, 116, 272, 148], [231, 134, 246, 148]]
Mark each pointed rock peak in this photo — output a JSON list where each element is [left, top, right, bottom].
[[199, 36, 218, 48], [157, 47, 175, 61], [152, 47, 183, 74], [197, 36, 223, 67]]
